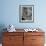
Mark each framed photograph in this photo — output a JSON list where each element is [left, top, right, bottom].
[[19, 5, 34, 23]]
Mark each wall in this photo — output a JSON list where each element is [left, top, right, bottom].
[[0, 0, 46, 29]]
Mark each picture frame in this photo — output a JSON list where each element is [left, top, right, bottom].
[[19, 5, 34, 23]]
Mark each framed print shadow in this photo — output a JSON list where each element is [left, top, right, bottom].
[[19, 5, 34, 23]]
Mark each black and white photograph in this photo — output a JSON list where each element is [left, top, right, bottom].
[[19, 5, 34, 23]]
